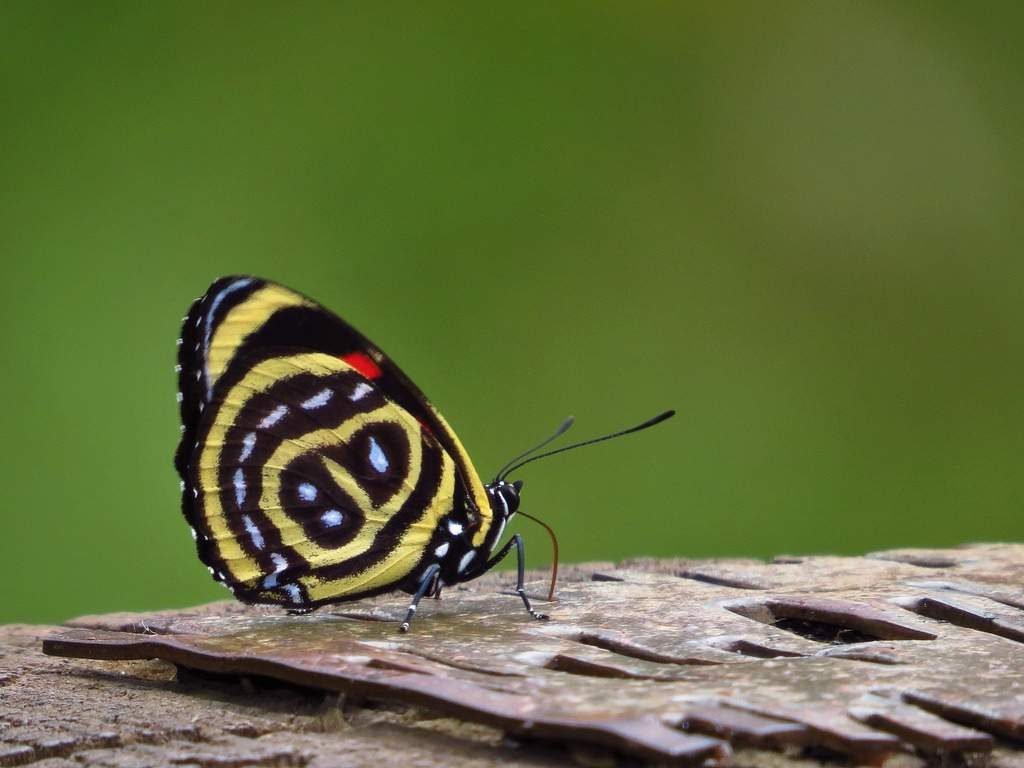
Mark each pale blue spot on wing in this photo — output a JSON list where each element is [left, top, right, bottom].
[[242, 514, 265, 550], [233, 468, 246, 506], [301, 387, 333, 410], [350, 382, 372, 401], [238, 431, 257, 462], [263, 553, 288, 589], [321, 509, 343, 527], [368, 436, 388, 473], [259, 404, 288, 429]]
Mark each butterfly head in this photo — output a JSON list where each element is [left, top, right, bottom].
[[487, 479, 523, 520], [472, 479, 521, 560]]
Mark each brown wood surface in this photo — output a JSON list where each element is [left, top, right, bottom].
[[6, 544, 1024, 766]]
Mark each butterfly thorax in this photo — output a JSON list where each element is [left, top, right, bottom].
[[428, 479, 521, 587]]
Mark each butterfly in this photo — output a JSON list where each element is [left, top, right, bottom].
[[175, 276, 673, 631]]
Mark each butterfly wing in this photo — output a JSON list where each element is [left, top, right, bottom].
[[176, 276, 491, 540], [180, 349, 459, 607], [174, 277, 490, 607]]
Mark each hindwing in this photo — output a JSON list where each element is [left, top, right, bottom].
[[174, 277, 491, 608], [175, 277, 491, 543], [182, 351, 458, 606]]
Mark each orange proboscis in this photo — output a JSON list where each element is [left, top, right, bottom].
[[517, 510, 559, 602]]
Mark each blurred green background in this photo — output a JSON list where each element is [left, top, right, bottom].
[[2, 2, 1021, 624]]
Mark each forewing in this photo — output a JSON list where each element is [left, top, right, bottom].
[[182, 351, 458, 608]]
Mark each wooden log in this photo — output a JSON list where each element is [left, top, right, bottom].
[[4, 544, 1024, 765]]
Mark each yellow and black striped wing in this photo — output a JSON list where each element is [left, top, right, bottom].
[[182, 351, 458, 606], [175, 277, 491, 541], [174, 277, 488, 607]]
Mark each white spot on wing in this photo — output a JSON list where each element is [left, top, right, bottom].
[[321, 509, 343, 527], [447, 520, 463, 536], [233, 468, 246, 506], [283, 584, 303, 604], [263, 553, 288, 588], [239, 432, 257, 462], [301, 387, 333, 410], [242, 515, 265, 550], [368, 436, 388, 472], [259, 404, 288, 429], [298, 482, 317, 502], [434, 542, 450, 558], [350, 382, 373, 401]]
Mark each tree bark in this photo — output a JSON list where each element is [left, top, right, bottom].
[[5, 544, 1024, 766]]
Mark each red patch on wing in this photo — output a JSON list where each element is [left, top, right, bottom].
[[340, 351, 382, 380]]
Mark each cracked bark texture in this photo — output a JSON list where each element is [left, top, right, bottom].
[[6, 545, 1024, 766]]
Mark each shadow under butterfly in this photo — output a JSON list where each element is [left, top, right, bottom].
[[175, 276, 673, 631]]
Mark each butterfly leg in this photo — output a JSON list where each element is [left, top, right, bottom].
[[400, 563, 441, 633], [486, 534, 548, 622]]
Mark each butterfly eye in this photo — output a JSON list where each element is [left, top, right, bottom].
[[513, 480, 523, 493]]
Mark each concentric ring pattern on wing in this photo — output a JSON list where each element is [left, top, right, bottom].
[[174, 277, 491, 550], [173, 276, 476, 609], [186, 352, 457, 607]]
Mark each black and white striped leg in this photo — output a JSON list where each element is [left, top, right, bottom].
[[400, 563, 441, 633], [485, 534, 548, 621]]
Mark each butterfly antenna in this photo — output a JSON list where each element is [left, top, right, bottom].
[[499, 409, 675, 479], [517, 510, 559, 601], [493, 416, 575, 482]]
